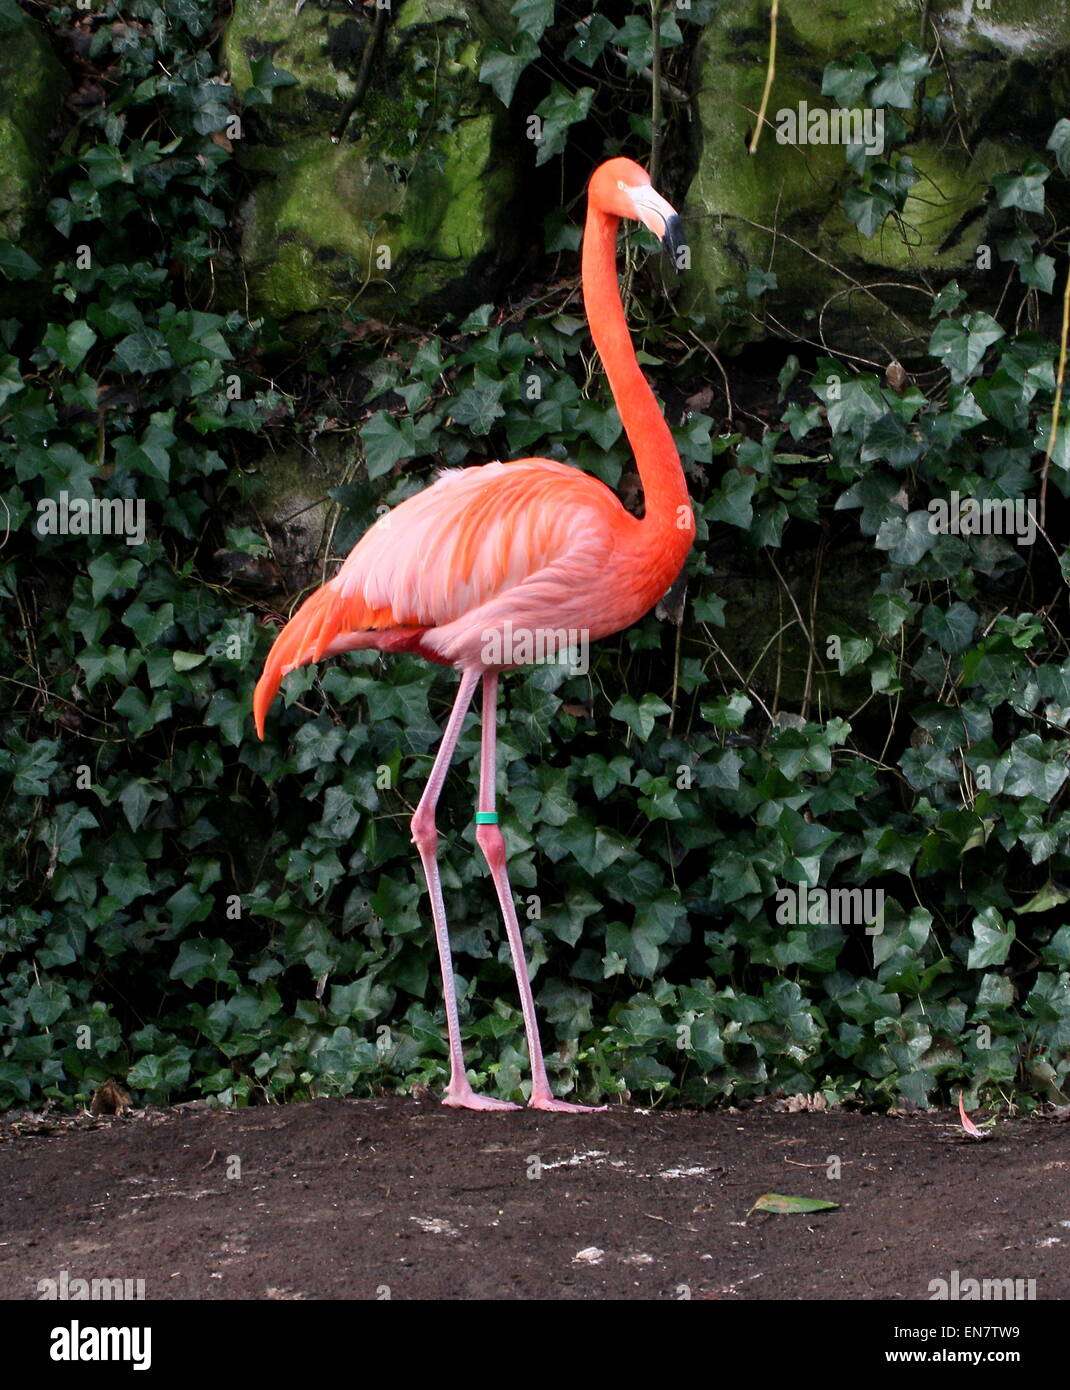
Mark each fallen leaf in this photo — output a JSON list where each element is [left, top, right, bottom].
[[746, 1193, 839, 1219]]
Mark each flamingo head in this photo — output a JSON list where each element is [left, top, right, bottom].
[[589, 157, 685, 265]]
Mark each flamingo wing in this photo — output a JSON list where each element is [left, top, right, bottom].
[[253, 458, 628, 736]]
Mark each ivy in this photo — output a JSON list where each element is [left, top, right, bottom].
[[1, 11, 1069, 1117]]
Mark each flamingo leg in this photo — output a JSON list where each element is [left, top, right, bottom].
[[411, 667, 520, 1111], [476, 672, 606, 1113]]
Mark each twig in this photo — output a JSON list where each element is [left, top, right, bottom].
[[748, 0, 779, 155], [331, 6, 389, 143], [651, 0, 663, 186], [686, 331, 735, 425], [1040, 254, 1070, 529]]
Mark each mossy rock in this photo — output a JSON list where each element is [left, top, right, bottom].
[[248, 435, 358, 579], [221, 0, 519, 326], [0, 0, 67, 248], [714, 537, 886, 712], [683, 0, 1070, 359]]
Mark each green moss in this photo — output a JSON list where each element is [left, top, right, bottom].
[[407, 117, 494, 260], [222, 0, 360, 126], [684, 0, 1070, 352], [828, 139, 1022, 274], [784, 0, 923, 51], [717, 541, 886, 709], [241, 139, 407, 317], [223, 0, 518, 323], [396, 0, 473, 30], [0, 6, 67, 242], [361, 90, 426, 163]]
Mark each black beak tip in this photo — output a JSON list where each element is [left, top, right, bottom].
[[662, 213, 686, 271]]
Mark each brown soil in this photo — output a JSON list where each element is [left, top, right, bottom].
[[3, 1098, 1067, 1301]]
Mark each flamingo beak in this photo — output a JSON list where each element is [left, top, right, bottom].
[[628, 185, 686, 269]]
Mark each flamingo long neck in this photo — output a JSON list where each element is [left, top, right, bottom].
[[582, 203, 693, 546]]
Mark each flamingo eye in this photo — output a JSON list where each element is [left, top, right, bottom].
[[617, 180, 626, 190]]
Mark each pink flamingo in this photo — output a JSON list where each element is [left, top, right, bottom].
[[254, 158, 695, 1111]]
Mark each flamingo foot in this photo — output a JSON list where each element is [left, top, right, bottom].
[[528, 1093, 608, 1113], [443, 1086, 521, 1111]]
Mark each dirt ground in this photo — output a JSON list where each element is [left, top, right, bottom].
[[2, 1097, 1067, 1301]]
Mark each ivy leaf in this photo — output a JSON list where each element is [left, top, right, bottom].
[[702, 693, 751, 730], [479, 38, 538, 107], [870, 592, 912, 637], [360, 411, 417, 479], [869, 42, 931, 108], [27, 982, 71, 1027], [170, 937, 239, 986], [244, 56, 298, 107], [614, 14, 661, 75], [114, 328, 174, 375], [576, 399, 622, 450], [533, 84, 595, 166], [119, 778, 166, 831], [1019, 253, 1056, 294], [0, 355, 25, 406], [248, 56, 297, 91], [745, 268, 778, 299], [1004, 736, 1069, 800], [509, 681, 560, 745], [874, 510, 938, 566], [565, 13, 617, 68], [127, 1048, 192, 1097], [836, 632, 873, 674], [967, 907, 1014, 970], [991, 159, 1050, 214], [204, 689, 247, 747], [114, 686, 174, 737], [0, 735, 60, 797], [81, 145, 130, 190], [921, 602, 978, 654], [708, 468, 756, 529], [0, 238, 41, 280], [451, 370, 506, 435], [928, 314, 1004, 383], [692, 593, 725, 626], [998, 231, 1037, 265], [610, 693, 672, 741], [821, 54, 877, 108], [1047, 117, 1070, 177], [930, 280, 968, 319], [44, 803, 98, 865], [43, 320, 97, 370], [843, 185, 896, 238], [511, 0, 553, 44], [89, 552, 143, 602], [1021, 884, 1070, 914]]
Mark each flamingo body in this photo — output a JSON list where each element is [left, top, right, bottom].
[[255, 157, 694, 1112], [254, 456, 688, 735]]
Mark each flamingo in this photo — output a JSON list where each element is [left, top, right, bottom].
[[253, 158, 695, 1111]]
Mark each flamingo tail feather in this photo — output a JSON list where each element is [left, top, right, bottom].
[[253, 587, 424, 739]]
